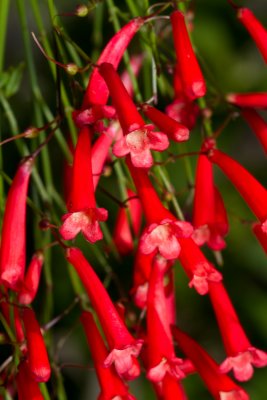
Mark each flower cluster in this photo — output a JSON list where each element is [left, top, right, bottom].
[[0, 1, 266, 399]]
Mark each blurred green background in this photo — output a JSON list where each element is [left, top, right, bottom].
[[0, 0, 267, 399]]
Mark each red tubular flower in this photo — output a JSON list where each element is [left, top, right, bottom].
[[237, 8, 267, 64], [92, 121, 122, 189], [22, 308, 51, 382], [209, 281, 267, 381], [252, 222, 267, 254], [80, 311, 136, 400], [226, 92, 267, 108], [82, 18, 144, 110], [146, 256, 186, 383], [0, 157, 34, 290], [66, 247, 143, 380], [127, 160, 193, 260], [170, 11, 206, 100], [131, 244, 155, 309], [171, 326, 249, 400], [59, 126, 108, 242], [192, 153, 228, 250], [178, 237, 222, 295], [142, 104, 190, 142], [16, 361, 44, 400], [18, 251, 44, 305], [241, 109, 267, 154], [127, 158, 221, 293], [99, 62, 169, 168], [208, 146, 267, 232], [161, 374, 187, 400], [113, 189, 142, 255], [166, 65, 199, 130]]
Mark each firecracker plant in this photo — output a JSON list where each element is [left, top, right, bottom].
[[0, 0, 266, 399]]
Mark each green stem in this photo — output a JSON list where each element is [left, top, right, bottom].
[[0, 0, 10, 72], [198, 96, 213, 137], [39, 383, 52, 400], [155, 164, 185, 220], [46, 0, 77, 144], [92, 1, 104, 61], [0, 93, 49, 202], [0, 0, 10, 211]]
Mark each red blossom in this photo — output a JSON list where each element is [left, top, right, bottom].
[[170, 11, 206, 100], [81, 311, 136, 400], [208, 146, 267, 231], [66, 247, 143, 380], [192, 152, 228, 250], [237, 8, 267, 64], [99, 62, 169, 168], [140, 219, 193, 260], [18, 251, 44, 305], [92, 121, 122, 189], [179, 238, 222, 295], [171, 326, 249, 400], [146, 256, 186, 383], [241, 109, 267, 155], [165, 98, 199, 131], [0, 157, 34, 290], [16, 361, 44, 400], [22, 308, 51, 382], [227, 92, 267, 108], [209, 281, 267, 381], [82, 18, 145, 109], [60, 126, 108, 242], [142, 104, 190, 142], [113, 189, 142, 255]]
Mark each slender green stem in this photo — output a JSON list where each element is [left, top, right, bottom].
[[0, 93, 50, 202], [0, 111, 5, 215], [125, 0, 140, 17], [31, 0, 76, 144], [92, 1, 104, 60], [0, 313, 16, 343], [155, 164, 185, 220], [113, 159, 135, 234], [0, 0, 10, 72], [39, 383, 52, 400], [198, 96, 213, 137], [0, 0, 10, 212]]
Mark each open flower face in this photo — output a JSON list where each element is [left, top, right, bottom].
[[113, 124, 169, 168], [140, 219, 193, 260]]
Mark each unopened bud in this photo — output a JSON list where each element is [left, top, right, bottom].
[[66, 63, 79, 75], [75, 5, 88, 17], [24, 127, 39, 139], [39, 218, 52, 231], [164, 191, 174, 202], [103, 165, 112, 177]]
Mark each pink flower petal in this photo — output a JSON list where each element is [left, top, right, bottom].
[[158, 234, 181, 260], [60, 208, 108, 243], [220, 347, 267, 382], [130, 148, 153, 168], [104, 341, 143, 381], [189, 262, 222, 295], [192, 225, 210, 246], [113, 137, 131, 157], [148, 131, 169, 151]]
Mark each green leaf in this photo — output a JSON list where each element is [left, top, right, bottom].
[[0, 62, 25, 98]]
